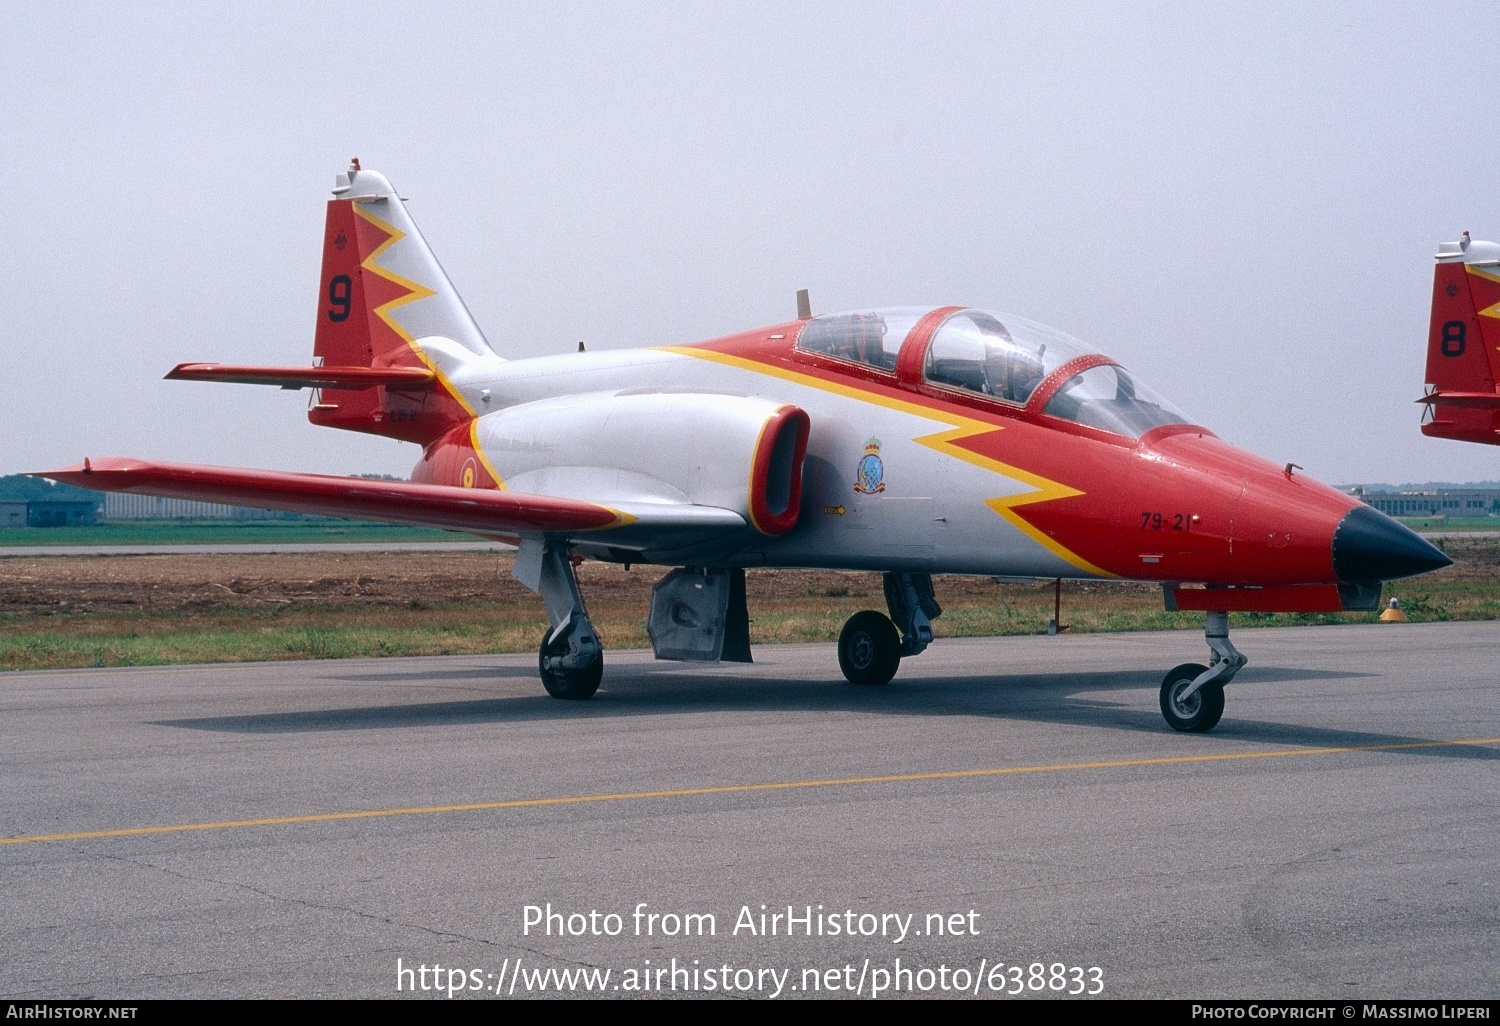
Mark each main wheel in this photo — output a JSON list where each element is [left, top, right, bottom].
[[538, 623, 603, 700], [838, 610, 902, 686], [1159, 662, 1225, 733]]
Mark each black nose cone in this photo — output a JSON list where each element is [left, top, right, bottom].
[[1333, 505, 1453, 582]]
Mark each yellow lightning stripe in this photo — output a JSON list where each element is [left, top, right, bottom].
[[917, 424, 1112, 577], [1465, 266, 1500, 330], [657, 346, 1115, 576], [467, 420, 507, 491], [1466, 263, 1500, 286], [462, 420, 629, 527], [351, 203, 478, 418]]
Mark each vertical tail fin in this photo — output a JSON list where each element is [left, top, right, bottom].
[[310, 161, 495, 444], [1421, 233, 1500, 445]]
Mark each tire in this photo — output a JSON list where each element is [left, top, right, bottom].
[[538, 624, 603, 700], [838, 610, 902, 686], [1159, 662, 1225, 733]]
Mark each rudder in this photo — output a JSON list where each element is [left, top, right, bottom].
[[309, 160, 494, 445]]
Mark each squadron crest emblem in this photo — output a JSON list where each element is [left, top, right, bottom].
[[854, 438, 886, 494]]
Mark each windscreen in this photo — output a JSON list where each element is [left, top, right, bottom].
[[1041, 364, 1190, 437]]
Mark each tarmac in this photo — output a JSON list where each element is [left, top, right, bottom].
[[2, 622, 1497, 999]]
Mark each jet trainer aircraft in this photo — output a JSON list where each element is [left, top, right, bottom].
[[1419, 232, 1500, 445], [39, 162, 1450, 733]]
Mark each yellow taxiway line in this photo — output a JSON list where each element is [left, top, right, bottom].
[[5, 737, 1496, 846]]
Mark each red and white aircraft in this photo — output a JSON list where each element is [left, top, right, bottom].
[[1420, 232, 1500, 444], [39, 162, 1450, 732]]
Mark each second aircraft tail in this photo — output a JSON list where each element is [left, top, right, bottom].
[[1420, 233, 1500, 445]]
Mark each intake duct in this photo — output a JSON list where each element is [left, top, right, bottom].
[[454, 392, 810, 537]]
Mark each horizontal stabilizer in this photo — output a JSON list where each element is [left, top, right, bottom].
[[33, 459, 622, 535], [1416, 390, 1500, 409], [166, 364, 436, 390]]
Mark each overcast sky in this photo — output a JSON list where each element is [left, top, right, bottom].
[[3, 2, 1498, 486]]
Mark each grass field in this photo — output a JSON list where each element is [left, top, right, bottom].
[[0, 520, 467, 547], [1393, 516, 1500, 532], [1, 537, 1495, 671], [0, 597, 1416, 673]]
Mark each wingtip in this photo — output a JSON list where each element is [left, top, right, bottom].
[[29, 457, 144, 483], [24, 461, 87, 485]]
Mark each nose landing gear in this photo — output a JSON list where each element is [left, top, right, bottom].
[[1160, 611, 1244, 732]]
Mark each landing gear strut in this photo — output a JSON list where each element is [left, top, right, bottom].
[[515, 539, 603, 700], [838, 573, 942, 686], [1159, 611, 1245, 732]]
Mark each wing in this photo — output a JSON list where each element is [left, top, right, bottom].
[[33, 458, 746, 541]]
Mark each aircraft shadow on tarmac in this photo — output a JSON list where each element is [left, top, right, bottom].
[[326, 665, 547, 682], [151, 662, 1499, 764]]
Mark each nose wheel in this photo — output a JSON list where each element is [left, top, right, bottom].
[[1159, 663, 1225, 732], [1159, 611, 1243, 733]]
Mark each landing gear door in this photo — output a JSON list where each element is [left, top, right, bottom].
[[648, 568, 752, 663]]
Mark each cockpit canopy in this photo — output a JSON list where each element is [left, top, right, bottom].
[[795, 306, 1192, 439], [795, 308, 917, 372]]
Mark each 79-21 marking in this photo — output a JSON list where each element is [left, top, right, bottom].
[[1140, 512, 1196, 531]]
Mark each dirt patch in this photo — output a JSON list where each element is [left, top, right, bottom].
[[0, 551, 1146, 616], [0, 552, 524, 614], [0, 545, 1489, 671], [1418, 536, 1500, 579]]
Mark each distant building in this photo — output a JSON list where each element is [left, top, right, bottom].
[[0, 473, 391, 526], [25, 501, 99, 527], [0, 474, 103, 528], [0, 499, 102, 528], [101, 494, 313, 521], [104, 494, 241, 520], [1347, 486, 1500, 517]]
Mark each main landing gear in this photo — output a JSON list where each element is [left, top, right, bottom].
[[838, 572, 942, 686], [1159, 611, 1245, 733], [515, 539, 603, 700], [539, 614, 603, 700]]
